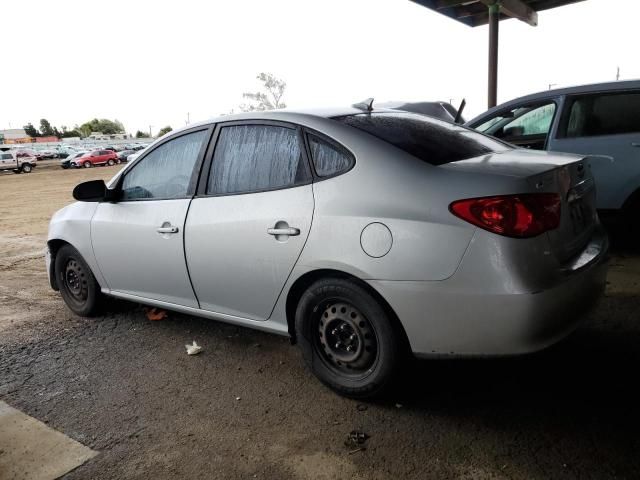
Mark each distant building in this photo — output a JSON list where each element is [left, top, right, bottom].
[[0, 129, 28, 143], [89, 131, 129, 140]]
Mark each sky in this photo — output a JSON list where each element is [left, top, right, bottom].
[[1, 0, 638, 136]]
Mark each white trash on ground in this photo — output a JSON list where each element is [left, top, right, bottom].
[[185, 341, 203, 355]]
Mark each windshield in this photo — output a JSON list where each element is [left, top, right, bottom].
[[333, 112, 510, 166]]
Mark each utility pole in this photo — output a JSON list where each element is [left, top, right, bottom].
[[149, 125, 153, 138], [487, 1, 499, 108], [548, 83, 557, 90], [186, 112, 190, 125], [616, 66, 620, 81]]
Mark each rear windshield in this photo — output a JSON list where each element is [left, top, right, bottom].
[[333, 112, 510, 165]]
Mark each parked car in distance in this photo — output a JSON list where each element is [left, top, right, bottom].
[[56, 146, 79, 159], [61, 151, 88, 169], [38, 149, 59, 159], [0, 150, 37, 173], [117, 149, 135, 162], [47, 106, 608, 398], [73, 150, 119, 168], [15, 148, 43, 160], [465, 80, 640, 222], [126, 149, 146, 162]]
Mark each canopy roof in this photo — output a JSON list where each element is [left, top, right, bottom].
[[410, 0, 585, 27]]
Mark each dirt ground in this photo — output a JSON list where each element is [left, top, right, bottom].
[[1, 160, 639, 479]]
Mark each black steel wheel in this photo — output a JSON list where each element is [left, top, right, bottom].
[[55, 244, 103, 316], [296, 277, 401, 398]]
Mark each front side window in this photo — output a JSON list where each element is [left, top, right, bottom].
[[307, 133, 353, 177], [564, 92, 640, 138], [495, 103, 556, 139], [121, 130, 206, 200], [208, 125, 308, 195]]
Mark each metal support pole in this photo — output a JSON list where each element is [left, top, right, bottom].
[[488, 2, 500, 108]]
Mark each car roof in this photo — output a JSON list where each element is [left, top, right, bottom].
[[466, 79, 640, 125], [167, 105, 418, 139]]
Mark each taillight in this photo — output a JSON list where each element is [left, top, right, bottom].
[[449, 193, 561, 238]]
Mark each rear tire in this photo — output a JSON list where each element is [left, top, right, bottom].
[[107, 159, 115, 166], [21, 163, 32, 173], [295, 278, 400, 398], [54, 245, 103, 316]]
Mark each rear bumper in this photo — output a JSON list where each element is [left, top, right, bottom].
[[369, 228, 609, 357]]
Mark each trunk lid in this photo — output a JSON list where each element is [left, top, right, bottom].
[[442, 149, 597, 263]]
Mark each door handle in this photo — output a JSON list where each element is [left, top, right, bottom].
[[157, 226, 179, 234], [267, 227, 300, 236]]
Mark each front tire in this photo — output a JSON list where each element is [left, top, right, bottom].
[[83, 161, 92, 168], [55, 245, 103, 316], [295, 278, 400, 398]]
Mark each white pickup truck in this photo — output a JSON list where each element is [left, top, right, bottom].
[[0, 150, 37, 173]]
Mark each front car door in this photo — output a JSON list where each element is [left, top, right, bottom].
[[185, 122, 314, 320], [91, 127, 210, 307], [474, 102, 558, 150], [548, 90, 640, 210]]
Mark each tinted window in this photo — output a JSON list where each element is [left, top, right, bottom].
[[334, 112, 508, 166], [307, 134, 353, 177], [121, 130, 206, 200], [208, 125, 308, 195], [564, 92, 640, 138], [1, 153, 12, 160]]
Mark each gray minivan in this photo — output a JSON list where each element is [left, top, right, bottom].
[[466, 80, 640, 219]]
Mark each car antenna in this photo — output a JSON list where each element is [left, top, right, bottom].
[[352, 98, 374, 113], [454, 98, 466, 124]]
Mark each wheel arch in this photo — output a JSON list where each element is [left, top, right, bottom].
[[622, 187, 640, 214], [284, 268, 410, 352], [47, 239, 72, 290]]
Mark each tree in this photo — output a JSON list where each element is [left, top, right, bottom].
[[23, 123, 40, 137], [240, 72, 287, 112], [135, 130, 150, 138], [39, 118, 55, 136], [79, 118, 126, 136], [157, 126, 173, 137]]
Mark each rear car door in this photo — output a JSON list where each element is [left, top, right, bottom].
[[91, 128, 210, 307], [548, 90, 640, 210], [185, 122, 314, 320]]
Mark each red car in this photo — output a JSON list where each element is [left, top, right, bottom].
[[73, 150, 119, 168]]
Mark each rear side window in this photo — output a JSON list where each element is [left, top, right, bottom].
[[307, 133, 353, 177], [1, 153, 12, 160], [333, 112, 508, 166], [564, 92, 640, 138], [208, 125, 309, 195]]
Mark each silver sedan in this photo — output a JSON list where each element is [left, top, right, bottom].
[[46, 106, 608, 398]]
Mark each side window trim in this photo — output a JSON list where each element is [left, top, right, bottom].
[[115, 125, 214, 202], [302, 128, 355, 180], [196, 120, 313, 198]]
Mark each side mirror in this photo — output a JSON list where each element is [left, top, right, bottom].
[[73, 180, 119, 202], [503, 126, 525, 138]]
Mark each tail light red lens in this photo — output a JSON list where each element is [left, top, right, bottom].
[[449, 193, 561, 238]]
